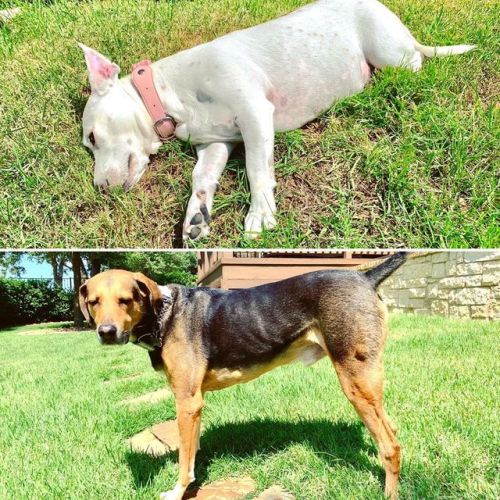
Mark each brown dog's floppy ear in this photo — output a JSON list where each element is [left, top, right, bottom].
[[133, 273, 162, 315], [78, 283, 95, 327]]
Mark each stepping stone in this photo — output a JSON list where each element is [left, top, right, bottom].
[[18, 328, 67, 336], [184, 477, 256, 499], [151, 420, 180, 449], [127, 419, 181, 456], [255, 486, 295, 500], [121, 388, 171, 406], [127, 428, 171, 457], [103, 373, 142, 385], [0, 8, 21, 22]]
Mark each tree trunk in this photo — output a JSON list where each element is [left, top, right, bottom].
[[72, 252, 84, 328], [50, 254, 64, 287], [90, 255, 101, 276]]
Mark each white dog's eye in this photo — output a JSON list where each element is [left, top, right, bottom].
[[88, 132, 96, 147]]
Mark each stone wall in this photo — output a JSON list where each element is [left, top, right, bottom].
[[379, 251, 500, 320]]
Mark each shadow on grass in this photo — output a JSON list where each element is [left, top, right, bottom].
[[126, 418, 379, 490]]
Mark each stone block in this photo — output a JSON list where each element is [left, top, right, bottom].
[[427, 284, 439, 299], [449, 287, 490, 306], [398, 290, 411, 307], [404, 263, 432, 279], [463, 251, 498, 262], [382, 294, 398, 307], [414, 308, 430, 316], [437, 288, 450, 300], [432, 263, 446, 279], [431, 252, 449, 263], [395, 277, 428, 288], [449, 305, 470, 318], [446, 260, 461, 276], [483, 261, 500, 271], [455, 263, 483, 276], [439, 276, 482, 289], [482, 271, 500, 287], [407, 298, 426, 310], [409, 287, 426, 298], [431, 300, 449, 316], [470, 305, 491, 320]]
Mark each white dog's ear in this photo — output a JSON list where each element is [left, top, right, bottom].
[[78, 43, 120, 95]]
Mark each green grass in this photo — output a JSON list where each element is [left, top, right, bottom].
[[0, 0, 498, 248], [0, 315, 498, 498]]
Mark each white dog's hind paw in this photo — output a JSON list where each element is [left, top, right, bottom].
[[244, 211, 277, 239], [262, 213, 277, 230], [244, 211, 263, 239]]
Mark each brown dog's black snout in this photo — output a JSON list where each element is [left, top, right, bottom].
[[98, 324, 118, 343]]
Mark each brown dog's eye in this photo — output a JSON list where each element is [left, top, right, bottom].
[[88, 299, 98, 306], [88, 132, 96, 147], [119, 298, 132, 305]]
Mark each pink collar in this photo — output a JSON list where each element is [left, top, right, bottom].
[[131, 60, 176, 141]]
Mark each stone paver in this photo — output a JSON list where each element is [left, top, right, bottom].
[[0, 8, 21, 22], [151, 420, 180, 450], [184, 477, 256, 499], [103, 373, 142, 385], [127, 428, 170, 456], [254, 485, 295, 500], [121, 388, 171, 406]]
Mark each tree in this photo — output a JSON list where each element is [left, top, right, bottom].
[[0, 252, 25, 278], [0, 252, 198, 328], [96, 252, 197, 285], [31, 252, 72, 287]]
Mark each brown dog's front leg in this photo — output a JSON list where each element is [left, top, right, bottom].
[[160, 392, 204, 500]]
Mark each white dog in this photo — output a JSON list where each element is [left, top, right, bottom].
[[79, 0, 475, 241]]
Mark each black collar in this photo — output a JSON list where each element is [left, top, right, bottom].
[[132, 294, 172, 351]]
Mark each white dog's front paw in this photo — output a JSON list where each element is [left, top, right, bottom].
[[183, 201, 211, 241]]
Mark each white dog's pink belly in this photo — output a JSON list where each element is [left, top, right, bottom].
[[225, 2, 372, 131]]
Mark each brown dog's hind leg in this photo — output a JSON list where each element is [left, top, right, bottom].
[[332, 356, 400, 499]]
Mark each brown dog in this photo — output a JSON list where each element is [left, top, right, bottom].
[[79, 253, 406, 500]]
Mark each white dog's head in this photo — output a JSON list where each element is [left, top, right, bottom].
[[79, 44, 162, 189]]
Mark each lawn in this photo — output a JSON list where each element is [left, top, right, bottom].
[[0, 0, 498, 249], [0, 314, 498, 499]]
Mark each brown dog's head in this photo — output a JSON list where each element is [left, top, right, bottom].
[[79, 269, 162, 345]]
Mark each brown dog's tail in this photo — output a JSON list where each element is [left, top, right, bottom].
[[365, 252, 408, 289]]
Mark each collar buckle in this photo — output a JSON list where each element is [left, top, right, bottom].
[[154, 115, 176, 141]]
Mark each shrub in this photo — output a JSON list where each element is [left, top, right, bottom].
[[0, 279, 73, 328]]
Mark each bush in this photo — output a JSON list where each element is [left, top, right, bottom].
[[0, 279, 73, 328]]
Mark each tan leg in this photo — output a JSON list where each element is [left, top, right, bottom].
[[160, 392, 204, 500], [333, 358, 400, 499]]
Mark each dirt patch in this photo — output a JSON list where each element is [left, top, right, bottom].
[[120, 388, 172, 406], [185, 477, 256, 499]]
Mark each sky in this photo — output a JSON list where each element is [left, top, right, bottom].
[[20, 255, 53, 278], [12, 254, 71, 279]]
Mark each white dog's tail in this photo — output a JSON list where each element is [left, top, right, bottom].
[[416, 42, 477, 58]]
